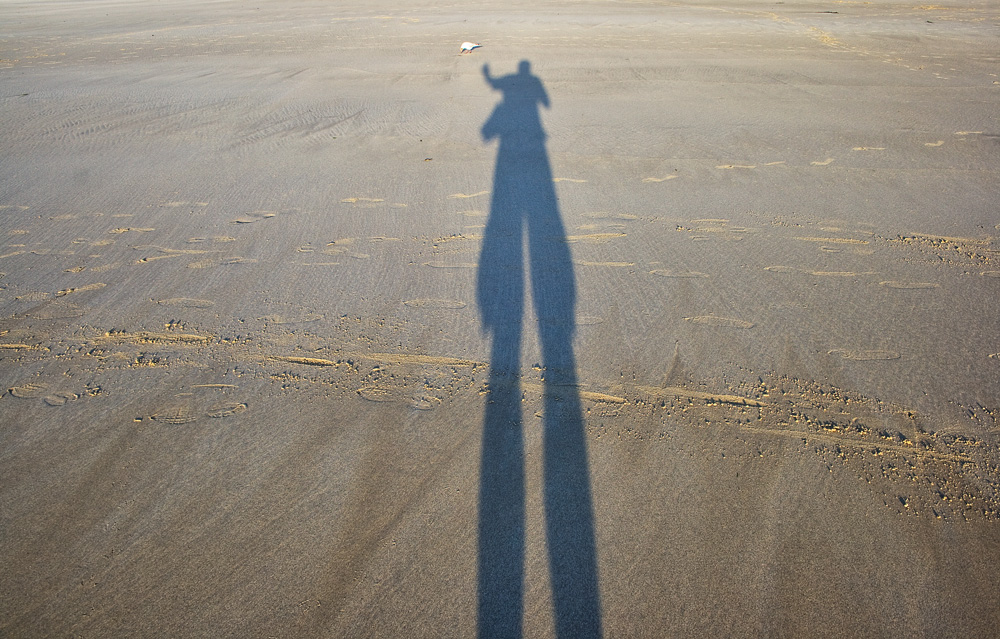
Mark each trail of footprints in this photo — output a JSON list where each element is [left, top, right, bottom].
[[3, 199, 999, 519], [2, 310, 998, 521], [3, 207, 998, 370]]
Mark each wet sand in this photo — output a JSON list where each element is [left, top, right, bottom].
[[2, 0, 999, 636]]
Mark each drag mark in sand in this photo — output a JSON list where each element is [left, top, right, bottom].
[[576, 261, 634, 268], [553, 178, 586, 183], [810, 158, 835, 166], [717, 164, 755, 169], [684, 315, 754, 329], [642, 175, 678, 182]]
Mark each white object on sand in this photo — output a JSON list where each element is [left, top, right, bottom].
[[460, 42, 481, 53]]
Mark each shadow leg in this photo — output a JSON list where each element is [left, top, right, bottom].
[[478, 323, 526, 639]]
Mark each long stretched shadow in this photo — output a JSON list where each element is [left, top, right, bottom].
[[476, 60, 602, 639]]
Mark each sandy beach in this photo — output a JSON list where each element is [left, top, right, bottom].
[[2, 0, 999, 636]]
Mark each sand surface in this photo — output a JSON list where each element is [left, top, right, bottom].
[[2, 0, 999, 636]]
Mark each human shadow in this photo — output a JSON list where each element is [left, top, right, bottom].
[[476, 60, 602, 639]]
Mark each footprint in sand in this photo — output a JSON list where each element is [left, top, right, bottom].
[[44, 391, 80, 406], [207, 402, 247, 418], [29, 299, 87, 319], [56, 282, 105, 297], [232, 211, 276, 224], [9, 382, 48, 398], [108, 228, 154, 234], [0, 343, 34, 351], [16, 292, 51, 302], [150, 404, 199, 424], [357, 386, 396, 403], [262, 313, 324, 324], [411, 394, 442, 410]]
